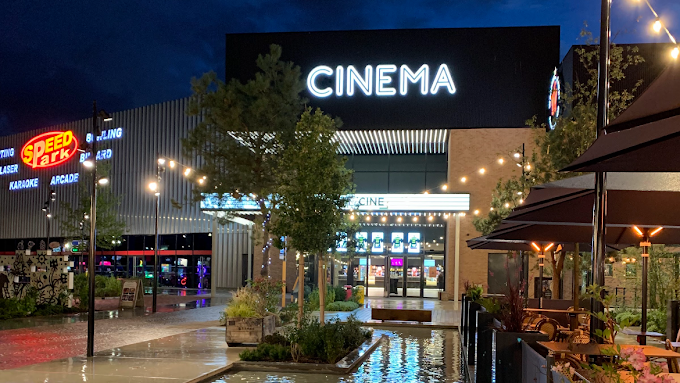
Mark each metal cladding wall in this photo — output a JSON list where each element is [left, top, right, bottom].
[[0, 98, 213, 239], [212, 220, 252, 288]]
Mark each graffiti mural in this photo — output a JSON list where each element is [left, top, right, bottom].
[[0, 245, 70, 304]]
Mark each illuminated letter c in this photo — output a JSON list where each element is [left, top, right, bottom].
[[307, 66, 334, 97]]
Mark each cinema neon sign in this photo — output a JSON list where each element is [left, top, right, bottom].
[[307, 64, 456, 98], [21, 130, 78, 169]]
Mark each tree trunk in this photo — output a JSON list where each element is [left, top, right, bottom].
[[260, 227, 270, 277], [548, 250, 564, 300], [319, 255, 325, 326], [298, 252, 304, 327], [573, 243, 580, 309]]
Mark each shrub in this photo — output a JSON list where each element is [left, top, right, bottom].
[[239, 343, 291, 362], [478, 297, 501, 314], [249, 277, 284, 315], [0, 287, 39, 320], [647, 309, 667, 334], [263, 332, 289, 346], [614, 310, 641, 327], [224, 287, 265, 319], [307, 288, 320, 310], [332, 285, 347, 302], [286, 315, 372, 364], [73, 274, 122, 308], [326, 301, 359, 312]]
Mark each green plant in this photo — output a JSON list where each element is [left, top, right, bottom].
[[238, 343, 291, 362], [307, 288, 320, 310], [647, 309, 667, 334], [332, 285, 347, 302], [224, 287, 266, 319], [478, 297, 501, 314], [326, 301, 359, 312], [249, 277, 284, 315], [581, 284, 635, 343], [286, 315, 372, 364], [613, 309, 641, 327], [263, 332, 289, 346], [464, 281, 483, 302]]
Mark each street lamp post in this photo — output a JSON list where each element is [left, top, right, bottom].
[[152, 157, 162, 313], [42, 189, 56, 251], [86, 100, 112, 358]]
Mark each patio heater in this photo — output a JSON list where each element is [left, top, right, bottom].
[[632, 225, 663, 345], [531, 242, 554, 309]]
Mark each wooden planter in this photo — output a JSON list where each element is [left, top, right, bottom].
[[491, 329, 548, 383], [225, 315, 276, 346]]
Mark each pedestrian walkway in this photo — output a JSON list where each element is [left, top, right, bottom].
[[0, 327, 242, 382], [315, 297, 460, 327]]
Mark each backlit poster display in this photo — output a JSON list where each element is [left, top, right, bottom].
[[372, 232, 384, 253], [391, 232, 404, 253], [356, 232, 368, 253], [408, 233, 421, 254], [337, 233, 347, 252]]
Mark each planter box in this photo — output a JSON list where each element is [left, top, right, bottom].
[[225, 315, 276, 346], [474, 311, 499, 383], [466, 301, 482, 365], [491, 329, 548, 383]]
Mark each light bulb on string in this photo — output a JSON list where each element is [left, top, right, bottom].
[[672, 46, 679, 59], [653, 18, 662, 33]]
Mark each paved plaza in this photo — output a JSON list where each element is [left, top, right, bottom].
[[0, 297, 460, 382]]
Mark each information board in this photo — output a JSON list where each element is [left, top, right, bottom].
[[119, 279, 144, 308]]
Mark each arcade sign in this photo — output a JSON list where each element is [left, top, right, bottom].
[[307, 64, 456, 98], [21, 131, 78, 169]]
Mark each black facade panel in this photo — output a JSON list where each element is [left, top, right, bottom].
[[226, 27, 560, 130], [389, 172, 426, 193]]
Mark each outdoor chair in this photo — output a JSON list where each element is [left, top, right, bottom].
[[523, 313, 545, 331], [536, 318, 561, 341]]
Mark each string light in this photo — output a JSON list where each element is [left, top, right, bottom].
[[653, 18, 662, 33], [441, 184, 448, 191], [498, 158, 504, 165], [473, 210, 480, 215], [460, 177, 467, 183], [478, 168, 486, 175]]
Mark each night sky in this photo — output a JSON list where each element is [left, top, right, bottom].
[[1, 0, 678, 136]]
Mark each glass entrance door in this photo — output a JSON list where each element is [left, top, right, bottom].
[[406, 256, 423, 297]]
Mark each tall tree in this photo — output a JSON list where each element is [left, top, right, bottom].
[[270, 108, 354, 325], [60, 163, 127, 249], [183, 44, 306, 276], [473, 36, 644, 295]]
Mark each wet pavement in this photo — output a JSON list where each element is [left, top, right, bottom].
[[0, 300, 229, 370], [0, 327, 244, 382]]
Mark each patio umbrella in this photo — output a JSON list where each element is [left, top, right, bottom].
[[505, 172, 680, 228], [562, 61, 680, 172]]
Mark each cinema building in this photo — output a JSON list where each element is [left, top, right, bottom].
[[0, 26, 563, 301]]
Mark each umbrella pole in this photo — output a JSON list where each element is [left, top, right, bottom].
[[590, 0, 611, 344], [572, 243, 580, 330], [538, 251, 544, 309], [641, 237, 650, 345]]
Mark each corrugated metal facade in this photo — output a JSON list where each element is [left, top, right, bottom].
[[0, 98, 251, 288]]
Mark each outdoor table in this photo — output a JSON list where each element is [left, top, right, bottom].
[[666, 374, 680, 382], [621, 328, 665, 346], [671, 342, 680, 349], [538, 341, 680, 383], [524, 308, 589, 330]]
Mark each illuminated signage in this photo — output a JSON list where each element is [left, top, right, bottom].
[[548, 68, 560, 130], [201, 193, 470, 212], [356, 232, 368, 253], [0, 164, 19, 176], [390, 258, 403, 267], [21, 131, 78, 169], [50, 173, 79, 186], [0, 148, 14, 159], [372, 232, 384, 253], [407, 233, 421, 254], [9, 178, 38, 190], [79, 149, 113, 163], [391, 232, 404, 253], [86, 127, 123, 143], [307, 64, 456, 98]]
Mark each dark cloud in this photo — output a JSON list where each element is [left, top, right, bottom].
[[1, 0, 678, 135]]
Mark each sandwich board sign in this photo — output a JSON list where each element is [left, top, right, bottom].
[[119, 279, 144, 308]]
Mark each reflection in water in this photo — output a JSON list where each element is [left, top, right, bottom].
[[214, 328, 462, 383]]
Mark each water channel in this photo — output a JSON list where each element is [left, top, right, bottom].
[[213, 327, 464, 383]]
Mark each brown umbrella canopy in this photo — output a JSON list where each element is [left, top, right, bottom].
[[504, 173, 680, 229], [466, 233, 620, 251], [562, 61, 680, 172]]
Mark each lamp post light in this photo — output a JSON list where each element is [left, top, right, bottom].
[[632, 225, 663, 345], [531, 242, 554, 309], [86, 100, 112, 358], [42, 189, 56, 252], [148, 157, 163, 313]]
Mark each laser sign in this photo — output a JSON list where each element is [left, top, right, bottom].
[[21, 131, 78, 169]]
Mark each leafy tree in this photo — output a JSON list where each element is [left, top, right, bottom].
[[473, 33, 644, 297], [60, 163, 127, 250], [183, 44, 306, 276], [269, 108, 355, 325]]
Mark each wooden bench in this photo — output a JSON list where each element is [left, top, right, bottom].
[[371, 308, 432, 323]]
